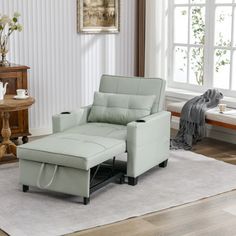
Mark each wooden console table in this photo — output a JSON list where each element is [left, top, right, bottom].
[[0, 95, 35, 160], [0, 65, 31, 143]]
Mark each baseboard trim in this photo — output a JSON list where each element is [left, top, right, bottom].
[[30, 127, 52, 137], [171, 117, 180, 130]]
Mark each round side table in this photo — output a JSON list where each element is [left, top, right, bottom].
[[0, 95, 35, 159]]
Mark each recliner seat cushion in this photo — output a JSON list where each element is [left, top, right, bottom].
[[17, 134, 126, 170], [64, 122, 127, 140], [88, 92, 155, 125]]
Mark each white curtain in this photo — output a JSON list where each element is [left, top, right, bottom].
[[145, 0, 168, 79]]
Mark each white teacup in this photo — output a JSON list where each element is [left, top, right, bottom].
[[218, 103, 227, 113], [16, 89, 28, 98]]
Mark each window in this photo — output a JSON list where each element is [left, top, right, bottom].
[[168, 0, 236, 96]]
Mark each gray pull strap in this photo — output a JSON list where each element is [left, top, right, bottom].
[[37, 163, 58, 189]]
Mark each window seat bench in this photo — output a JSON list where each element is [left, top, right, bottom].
[[167, 102, 236, 130]]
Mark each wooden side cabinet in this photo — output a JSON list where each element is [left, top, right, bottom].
[[0, 64, 30, 143]]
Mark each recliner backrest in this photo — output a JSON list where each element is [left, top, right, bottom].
[[99, 75, 166, 114]]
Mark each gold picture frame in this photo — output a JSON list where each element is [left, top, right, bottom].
[[77, 0, 120, 34]]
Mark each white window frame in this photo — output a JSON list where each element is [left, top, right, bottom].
[[168, 0, 236, 98]]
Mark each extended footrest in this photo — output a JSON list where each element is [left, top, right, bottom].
[[18, 134, 127, 205]]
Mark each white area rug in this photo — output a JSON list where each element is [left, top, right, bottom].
[[1, 150, 236, 236]]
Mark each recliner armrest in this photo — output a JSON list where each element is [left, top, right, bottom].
[[127, 111, 171, 146], [52, 105, 92, 133], [126, 111, 171, 177]]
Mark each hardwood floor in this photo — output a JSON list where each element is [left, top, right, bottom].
[[0, 136, 236, 236], [69, 137, 236, 236], [193, 138, 236, 165], [69, 191, 236, 236]]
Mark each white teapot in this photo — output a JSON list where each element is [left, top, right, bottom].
[[0, 82, 8, 100]]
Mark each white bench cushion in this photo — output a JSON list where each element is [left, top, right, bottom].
[[167, 102, 236, 126]]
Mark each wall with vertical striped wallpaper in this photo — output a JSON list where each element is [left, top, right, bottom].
[[0, 0, 136, 135]]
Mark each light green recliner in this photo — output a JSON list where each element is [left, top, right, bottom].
[[18, 75, 170, 204]]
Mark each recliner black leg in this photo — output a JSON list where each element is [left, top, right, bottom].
[[128, 177, 138, 186], [159, 159, 168, 168], [23, 185, 29, 192], [119, 175, 125, 184], [83, 197, 90, 205]]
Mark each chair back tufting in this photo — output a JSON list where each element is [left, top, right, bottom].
[[99, 74, 166, 114]]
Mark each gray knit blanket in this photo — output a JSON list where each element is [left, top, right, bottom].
[[171, 89, 223, 150]]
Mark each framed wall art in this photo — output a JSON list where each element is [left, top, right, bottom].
[[77, 0, 120, 33]]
